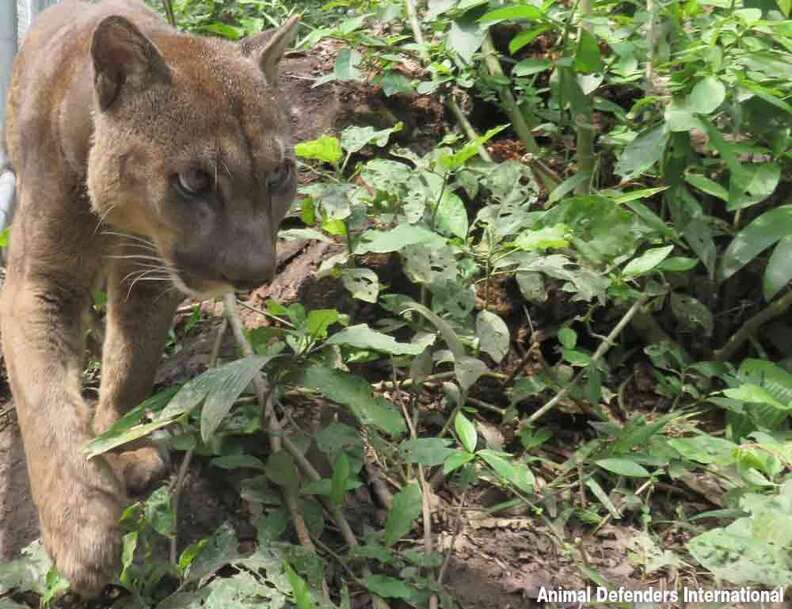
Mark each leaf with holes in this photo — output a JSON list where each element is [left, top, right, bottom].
[[403, 244, 458, 285], [341, 268, 380, 303]]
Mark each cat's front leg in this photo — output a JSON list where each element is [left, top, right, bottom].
[[1, 276, 124, 597], [94, 246, 182, 494]]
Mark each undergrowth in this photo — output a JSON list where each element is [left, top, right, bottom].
[[1, 0, 792, 607]]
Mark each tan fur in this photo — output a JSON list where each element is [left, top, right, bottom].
[[1, 0, 297, 596]]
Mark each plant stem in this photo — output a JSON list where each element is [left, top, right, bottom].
[[447, 96, 493, 163], [714, 289, 792, 362], [573, 0, 595, 194], [480, 33, 538, 154], [528, 295, 649, 423], [161, 0, 176, 27]]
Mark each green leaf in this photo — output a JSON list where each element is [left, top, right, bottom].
[[685, 173, 729, 201], [340, 124, 401, 154], [447, 19, 485, 63], [720, 205, 792, 281], [284, 562, 317, 609], [295, 135, 343, 164], [354, 224, 446, 255], [509, 25, 551, 53], [340, 268, 380, 303], [764, 235, 792, 300], [687, 76, 726, 115], [201, 355, 274, 442], [574, 30, 602, 73], [454, 412, 478, 453], [478, 449, 535, 492], [305, 309, 340, 339], [454, 356, 488, 391], [437, 125, 507, 170], [513, 57, 552, 76], [330, 453, 351, 506], [558, 327, 577, 349], [333, 47, 363, 81], [723, 384, 788, 409], [622, 245, 674, 277], [265, 451, 300, 491], [435, 192, 469, 238], [669, 435, 737, 465], [303, 366, 407, 436], [670, 293, 713, 336], [326, 324, 425, 355], [211, 455, 267, 471], [595, 458, 651, 477], [443, 450, 476, 474], [384, 483, 423, 546], [364, 575, 415, 599], [480, 5, 544, 22], [399, 438, 456, 465], [476, 310, 510, 363], [615, 125, 669, 179], [515, 224, 569, 250]]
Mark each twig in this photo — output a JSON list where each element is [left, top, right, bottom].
[[528, 295, 649, 423], [363, 453, 394, 509], [161, 0, 176, 27], [714, 289, 792, 362], [170, 448, 193, 565], [447, 96, 493, 163], [404, 0, 426, 54]]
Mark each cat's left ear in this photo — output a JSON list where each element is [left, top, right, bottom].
[[240, 16, 300, 85]]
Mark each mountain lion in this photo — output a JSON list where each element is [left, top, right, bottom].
[[1, 0, 298, 596]]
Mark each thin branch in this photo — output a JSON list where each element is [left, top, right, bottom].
[[170, 448, 194, 565], [161, 0, 176, 27], [714, 289, 792, 362], [447, 96, 493, 163], [528, 295, 649, 423]]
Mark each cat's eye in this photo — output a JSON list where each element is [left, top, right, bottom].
[[267, 160, 294, 192], [176, 168, 212, 197]]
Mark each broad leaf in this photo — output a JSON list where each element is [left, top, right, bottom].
[[326, 324, 425, 355], [454, 412, 478, 453], [596, 458, 651, 478], [201, 356, 274, 442], [384, 483, 422, 546], [476, 310, 510, 363], [303, 366, 406, 436], [720, 205, 792, 281]]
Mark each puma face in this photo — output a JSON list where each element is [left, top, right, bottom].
[[86, 16, 298, 296]]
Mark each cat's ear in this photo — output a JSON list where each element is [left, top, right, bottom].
[[240, 16, 299, 85], [91, 16, 171, 111]]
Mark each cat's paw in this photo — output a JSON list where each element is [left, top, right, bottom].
[[108, 444, 170, 496], [38, 459, 123, 598]]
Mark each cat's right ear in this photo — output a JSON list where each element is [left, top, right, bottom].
[[91, 16, 171, 111]]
